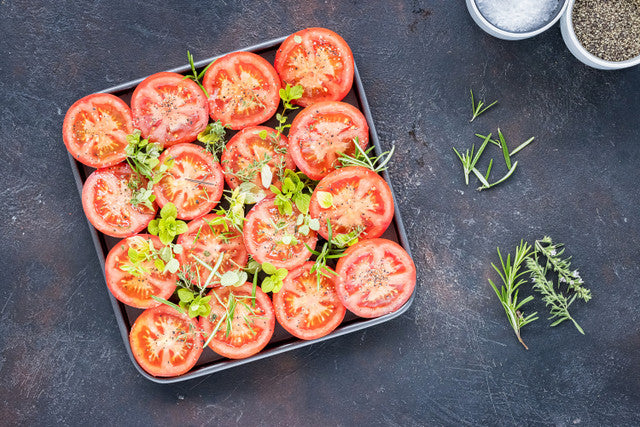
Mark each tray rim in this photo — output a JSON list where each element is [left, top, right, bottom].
[[69, 34, 415, 384]]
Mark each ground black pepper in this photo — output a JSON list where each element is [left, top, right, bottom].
[[572, 0, 640, 62]]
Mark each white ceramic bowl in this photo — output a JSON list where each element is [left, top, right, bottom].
[[560, 0, 640, 70], [466, 0, 569, 40]]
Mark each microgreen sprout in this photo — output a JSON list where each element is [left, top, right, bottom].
[[337, 137, 395, 173], [469, 89, 497, 122], [184, 50, 215, 98]]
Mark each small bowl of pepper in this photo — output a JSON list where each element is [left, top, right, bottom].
[[561, 0, 640, 70]]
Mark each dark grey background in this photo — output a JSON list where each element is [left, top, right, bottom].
[[1, 0, 639, 425]]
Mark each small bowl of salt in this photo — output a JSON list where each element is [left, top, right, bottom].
[[466, 0, 569, 40]]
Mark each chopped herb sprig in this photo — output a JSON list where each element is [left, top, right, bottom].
[[469, 89, 497, 122], [338, 137, 395, 173], [184, 50, 215, 97]]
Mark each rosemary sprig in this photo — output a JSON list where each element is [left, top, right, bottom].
[[474, 133, 535, 156], [525, 254, 584, 334], [469, 89, 497, 122], [488, 241, 538, 350], [184, 50, 215, 98], [534, 236, 591, 302], [337, 137, 395, 173], [453, 133, 491, 185]]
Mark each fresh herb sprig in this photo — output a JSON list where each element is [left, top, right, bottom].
[[304, 219, 354, 289], [276, 84, 304, 135], [469, 89, 497, 122], [270, 169, 313, 216], [338, 137, 395, 173], [488, 241, 538, 350], [148, 203, 189, 245], [197, 120, 228, 161], [453, 133, 492, 186], [122, 236, 183, 276], [184, 50, 215, 98], [260, 262, 288, 293]]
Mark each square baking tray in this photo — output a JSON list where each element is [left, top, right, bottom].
[[67, 35, 415, 384]]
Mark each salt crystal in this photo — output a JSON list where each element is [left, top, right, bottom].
[[476, 0, 561, 33]]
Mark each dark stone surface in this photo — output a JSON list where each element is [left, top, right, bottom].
[[1, 0, 639, 425]]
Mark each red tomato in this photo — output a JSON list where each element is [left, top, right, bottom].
[[199, 283, 275, 359], [129, 305, 203, 377], [153, 143, 224, 220], [335, 238, 416, 318], [243, 197, 317, 270], [105, 234, 178, 308], [62, 93, 133, 168], [309, 166, 394, 240], [131, 72, 209, 147], [82, 163, 157, 237], [177, 214, 248, 287], [288, 101, 369, 180], [202, 51, 281, 130], [221, 126, 295, 190], [275, 27, 354, 107], [272, 262, 346, 340]]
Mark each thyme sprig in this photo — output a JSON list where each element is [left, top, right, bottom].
[[338, 137, 395, 173], [197, 120, 228, 161], [488, 241, 538, 350], [469, 89, 497, 122]]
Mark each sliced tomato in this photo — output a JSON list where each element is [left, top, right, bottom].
[[309, 166, 394, 240], [335, 238, 416, 318], [274, 27, 354, 107], [243, 197, 317, 270], [177, 214, 248, 287], [288, 101, 369, 180], [105, 234, 178, 308], [63, 93, 133, 168], [129, 305, 203, 377], [202, 51, 281, 130], [153, 143, 224, 220], [131, 72, 209, 147], [273, 262, 346, 340], [82, 163, 157, 237], [199, 283, 275, 359], [221, 126, 295, 191]]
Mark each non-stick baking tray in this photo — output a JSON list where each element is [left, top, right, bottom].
[[67, 35, 415, 384]]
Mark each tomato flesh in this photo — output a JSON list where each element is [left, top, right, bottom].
[[275, 27, 354, 107], [177, 214, 248, 287], [336, 239, 416, 318], [105, 234, 178, 309], [288, 101, 368, 180], [243, 197, 317, 270], [203, 52, 281, 130], [154, 143, 224, 220], [82, 163, 157, 238], [273, 262, 346, 340], [309, 166, 394, 240], [199, 283, 275, 359], [130, 305, 203, 377], [131, 72, 209, 147], [63, 93, 133, 168]]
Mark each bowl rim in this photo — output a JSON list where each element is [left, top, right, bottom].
[[469, 0, 569, 38], [563, 0, 640, 68]]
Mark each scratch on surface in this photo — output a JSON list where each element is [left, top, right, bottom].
[[1, 289, 14, 314], [486, 373, 498, 417]]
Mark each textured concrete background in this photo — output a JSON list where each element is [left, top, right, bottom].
[[1, 0, 639, 425]]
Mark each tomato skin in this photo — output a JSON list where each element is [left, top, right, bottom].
[[82, 163, 157, 238], [202, 51, 281, 130], [309, 166, 394, 240], [336, 238, 416, 318], [221, 126, 295, 191], [105, 234, 178, 309], [153, 143, 224, 220], [129, 305, 203, 377], [177, 214, 248, 287], [288, 101, 369, 180], [131, 72, 209, 147], [199, 283, 275, 359], [273, 262, 346, 340], [243, 197, 318, 270], [275, 27, 354, 107], [63, 93, 133, 168]]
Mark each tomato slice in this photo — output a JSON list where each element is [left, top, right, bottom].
[[202, 51, 281, 130], [129, 305, 203, 377], [309, 166, 394, 240], [275, 27, 354, 107], [221, 126, 295, 191], [273, 262, 346, 340], [243, 197, 318, 270], [199, 283, 275, 359], [131, 72, 209, 147], [335, 239, 416, 318], [105, 234, 178, 308], [288, 101, 369, 180], [63, 93, 133, 168], [82, 163, 157, 238], [177, 214, 248, 287], [153, 143, 224, 220]]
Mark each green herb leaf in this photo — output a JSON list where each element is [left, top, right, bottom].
[[262, 262, 277, 275]]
